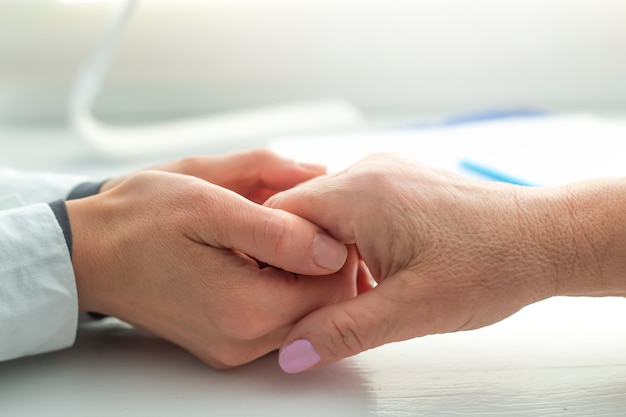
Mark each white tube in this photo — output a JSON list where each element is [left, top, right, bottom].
[[69, 0, 363, 158]]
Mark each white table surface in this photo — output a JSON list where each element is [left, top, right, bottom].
[[1, 115, 626, 416], [1, 296, 626, 417]]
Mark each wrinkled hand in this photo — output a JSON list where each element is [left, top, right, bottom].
[[266, 152, 600, 373], [67, 169, 354, 369]]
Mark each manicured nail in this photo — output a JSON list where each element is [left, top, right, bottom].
[[313, 234, 347, 271], [279, 339, 321, 373]]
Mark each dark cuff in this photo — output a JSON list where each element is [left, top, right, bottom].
[[67, 181, 107, 200], [49, 199, 73, 258], [48, 180, 104, 257]]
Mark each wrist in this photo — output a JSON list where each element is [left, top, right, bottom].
[[543, 179, 626, 297], [65, 196, 111, 314], [66, 180, 112, 317]]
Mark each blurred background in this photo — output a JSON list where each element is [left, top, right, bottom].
[[2, 0, 625, 125], [1, 0, 625, 167]]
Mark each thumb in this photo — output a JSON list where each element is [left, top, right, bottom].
[[278, 274, 414, 373], [203, 195, 348, 276]]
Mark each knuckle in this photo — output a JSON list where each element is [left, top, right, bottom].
[[349, 160, 395, 190], [324, 310, 368, 358], [363, 151, 397, 163], [257, 211, 291, 257], [247, 148, 277, 163], [185, 181, 220, 214], [177, 156, 205, 175], [171, 182, 214, 223]]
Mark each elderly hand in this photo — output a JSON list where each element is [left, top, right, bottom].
[[266, 152, 626, 373]]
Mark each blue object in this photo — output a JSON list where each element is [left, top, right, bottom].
[[390, 107, 547, 186], [441, 108, 548, 126], [391, 108, 549, 130], [459, 159, 536, 187]]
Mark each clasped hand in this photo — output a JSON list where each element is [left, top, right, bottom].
[[69, 150, 626, 374], [66, 150, 357, 369]]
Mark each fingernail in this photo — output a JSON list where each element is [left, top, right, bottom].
[[313, 234, 347, 271], [279, 339, 321, 373]]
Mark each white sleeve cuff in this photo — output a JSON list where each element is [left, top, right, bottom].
[[0, 204, 78, 361], [0, 166, 91, 204]]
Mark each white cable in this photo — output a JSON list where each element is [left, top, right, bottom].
[[69, 0, 364, 158]]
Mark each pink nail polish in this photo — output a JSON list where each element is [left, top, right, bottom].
[[279, 339, 321, 373]]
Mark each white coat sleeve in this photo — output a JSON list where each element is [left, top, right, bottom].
[[0, 166, 95, 361], [0, 166, 91, 205], [0, 204, 78, 361]]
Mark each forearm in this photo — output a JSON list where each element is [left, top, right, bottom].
[[538, 178, 626, 297]]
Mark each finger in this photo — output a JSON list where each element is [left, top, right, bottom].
[[179, 149, 326, 194], [245, 187, 282, 206], [213, 245, 358, 337], [356, 259, 376, 294], [246, 149, 327, 191], [195, 247, 360, 369], [266, 178, 357, 243], [277, 269, 425, 373], [218, 149, 326, 189], [195, 189, 348, 275], [276, 244, 360, 322]]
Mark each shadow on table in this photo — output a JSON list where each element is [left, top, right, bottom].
[[0, 318, 374, 416]]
